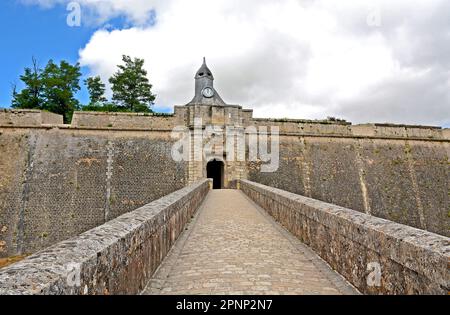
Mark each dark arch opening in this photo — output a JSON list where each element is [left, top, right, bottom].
[[207, 160, 224, 189]]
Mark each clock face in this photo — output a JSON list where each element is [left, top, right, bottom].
[[202, 87, 214, 98]]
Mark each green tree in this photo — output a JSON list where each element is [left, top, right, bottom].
[[85, 76, 107, 106], [12, 58, 82, 123], [12, 57, 44, 109], [109, 55, 156, 112], [41, 60, 82, 123]]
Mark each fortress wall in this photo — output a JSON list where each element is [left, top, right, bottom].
[[239, 180, 449, 295], [0, 110, 42, 126], [350, 124, 444, 139], [71, 111, 178, 130], [249, 119, 352, 135], [0, 127, 187, 257], [241, 109, 254, 124], [0, 109, 63, 126], [443, 129, 450, 139], [0, 180, 210, 295], [40, 111, 64, 125], [0, 130, 29, 256], [249, 118, 446, 139], [248, 135, 449, 237], [0, 109, 448, 255]]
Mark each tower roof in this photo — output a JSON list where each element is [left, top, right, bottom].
[[187, 57, 227, 106], [195, 57, 214, 80]]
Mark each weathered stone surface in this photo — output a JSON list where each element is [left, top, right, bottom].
[[0, 107, 448, 257], [239, 180, 450, 295], [249, 136, 450, 237], [0, 128, 188, 257], [0, 180, 210, 295], [0, 109, 63, 126], [144, 190, 357, 295], [71, 111, 177, 130]]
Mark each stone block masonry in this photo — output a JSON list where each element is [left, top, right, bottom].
[[0, 179, 210, 295], [1, 108, 448, 258], [239, 180, 450, 295], [0, 127, 187, 257], [0, 109, 63, 126], [144, 190, 358, 295], [0, 57, 448, 295], [249, 136, 450, 237], [71, 111, 178, 130]]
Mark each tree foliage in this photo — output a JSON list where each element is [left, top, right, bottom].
[[12, 57, 43, 110], [109, 55, 156, 113], [41, 60, 81, 122], [12, 58, 81, 123], [85, 76, 107, 106], [11, 55, 158, 120]]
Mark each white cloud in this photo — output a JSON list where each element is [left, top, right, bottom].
[[21, 0, 162, 24], [24, 0, 450, 126]]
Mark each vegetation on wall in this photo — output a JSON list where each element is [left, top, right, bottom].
[[11, 55, 156, 123]]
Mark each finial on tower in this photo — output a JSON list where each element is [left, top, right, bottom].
[[195, 57, 214, 80]]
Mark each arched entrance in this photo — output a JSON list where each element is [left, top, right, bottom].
[[207, 159, 224, 189]]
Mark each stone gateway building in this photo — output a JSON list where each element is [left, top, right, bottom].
[[0, 59, 448, 295]]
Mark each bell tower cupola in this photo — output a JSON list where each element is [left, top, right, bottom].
[[187, 58, 227, 106]]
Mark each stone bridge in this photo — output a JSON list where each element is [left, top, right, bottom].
[[0, 180, 448, 295]]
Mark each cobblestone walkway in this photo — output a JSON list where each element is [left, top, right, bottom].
[[143, 190, 357, 295]]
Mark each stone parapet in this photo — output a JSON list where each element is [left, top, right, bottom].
[[351, 123, 445, 140], [247, 119, 447, 140], [248, 118, 352, 136], [443, 128, 450, 139], [0, 109, 63, 126], [70, 111, 177, 130], [3, 109, 446, 141], [0, 179, 210, 295], [239, 179, 449, 295]]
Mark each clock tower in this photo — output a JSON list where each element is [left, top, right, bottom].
[[187, 58, 227, 106], [177, 57, 253, 188]]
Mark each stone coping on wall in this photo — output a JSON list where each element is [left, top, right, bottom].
[[252, 117, 351, 125], [0, 179, 210, 295], [0, 109, 448, 140], [1, 125, 448, 142], [371, 123, 442, 130], [249, 121, 447, 139], [238, 179, 450, 295], [72, 111, 175, 117], [0, 109, 41, 113]]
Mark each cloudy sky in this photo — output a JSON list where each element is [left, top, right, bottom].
[[1, 0, 449, 126]]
